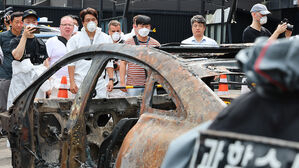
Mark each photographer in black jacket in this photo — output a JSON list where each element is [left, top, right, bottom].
[[7, 9, 49, 109], [0, 11, 23, 112], [242, 3, 292, 43]]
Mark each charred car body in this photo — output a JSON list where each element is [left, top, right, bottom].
[[0, 43, 249, 167]]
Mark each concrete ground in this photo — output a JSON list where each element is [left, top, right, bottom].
[[0, 138, 12, 168]]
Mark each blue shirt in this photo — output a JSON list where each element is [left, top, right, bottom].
[[0, 30, 18, 79], [181, 36, 219, 47]]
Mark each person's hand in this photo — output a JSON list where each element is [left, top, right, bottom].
[[23, 25, 36, 38], [70, 81, 78, 94], [4, 15, 10, 28], [275, 23, 287, 35], [4, 15, 10, 23], [120, 82, 127, 92], [285, 29, 292, 38], [214, 75, 219, 81], [46, 90, 52, 97], [107, 80, 114, 92]]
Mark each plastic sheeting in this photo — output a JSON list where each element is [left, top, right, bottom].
[[7, 59, 50, 109]]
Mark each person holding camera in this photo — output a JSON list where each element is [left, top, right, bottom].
[[11, 9, 48, 65], [0, 12, 23, 112], [7, 9, 49, 109], [242, 3, 292, 43]]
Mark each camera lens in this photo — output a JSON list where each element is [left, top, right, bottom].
[[287, 24, 294, 31]]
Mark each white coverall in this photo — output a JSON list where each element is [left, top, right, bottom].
[[67, 27, 113, 98]]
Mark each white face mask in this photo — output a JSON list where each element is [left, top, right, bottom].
[[259, 16, 267, 25], [87, 21, 97, 32], [73, 25, 78, 33], [111, 32, 121, 42], [138, 28, 150, 37]]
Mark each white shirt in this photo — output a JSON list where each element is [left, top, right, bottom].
[[181, 36, 219, 47], [67, 27, 113, 98], [46, 36, 68, 78], [290, 35, 299, 40]]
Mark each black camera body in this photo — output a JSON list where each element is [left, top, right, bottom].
[[0, 7, 13, 31], [1, 10, 13, 25], [32, 27, 40, 34], [281, 18, 294, 31]]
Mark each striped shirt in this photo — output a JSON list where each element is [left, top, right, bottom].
[[125, 36, 160, 86]]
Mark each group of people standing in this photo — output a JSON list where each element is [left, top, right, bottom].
[[0, 7, 164, 112], [0, 3, 294, 112]]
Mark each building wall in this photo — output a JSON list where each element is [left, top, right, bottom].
[[57, 0, 264, 12], [7, 0, 293, 12], [6, 0, 25, 5], [268, 0, 298, 10], [5, 1, 299, 44], [51, 0, 67, 7]]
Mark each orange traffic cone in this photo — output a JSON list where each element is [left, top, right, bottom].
[[57, 76, 68, 98], [218, 74, 229, 95]]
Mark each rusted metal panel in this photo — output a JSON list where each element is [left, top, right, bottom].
[[114, 45, 226, 167]]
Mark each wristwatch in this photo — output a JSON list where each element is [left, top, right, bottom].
[[109, 78, 115, 82]]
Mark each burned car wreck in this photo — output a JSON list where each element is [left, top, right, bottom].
[[0, 43, 248, 167]]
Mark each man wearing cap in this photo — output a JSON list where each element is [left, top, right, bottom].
[[119, 15, 160, 96], [7, 9, 49, 109], [181, 15, 218, 47], [242, 3, 290, 43], [11, 9, 48, 65]]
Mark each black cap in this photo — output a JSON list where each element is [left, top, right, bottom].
[[22, 9, 38, 20], [135, 15, 151, 25]]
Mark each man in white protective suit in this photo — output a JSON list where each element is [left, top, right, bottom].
[[67, 7, 114, 98]]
